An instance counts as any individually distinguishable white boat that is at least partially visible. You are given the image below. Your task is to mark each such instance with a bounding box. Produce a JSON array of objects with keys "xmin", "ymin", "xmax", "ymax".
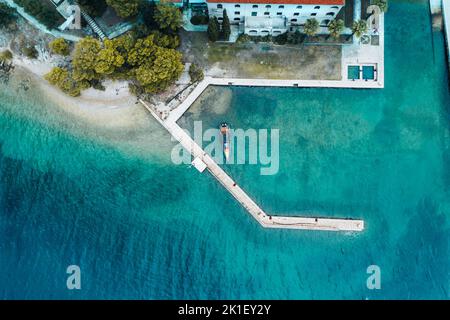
[{"xmin": 220, "ymin": 123, "xmax": 230, "ymax": 160}]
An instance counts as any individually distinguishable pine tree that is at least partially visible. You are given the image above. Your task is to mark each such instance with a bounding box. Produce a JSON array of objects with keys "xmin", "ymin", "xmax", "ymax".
[
  {"xmin": 207, "ymin": 16, "xmax": 220, "ymax": 42},
  {"xmin": 222, "ymin": 10, "xmax": 231, "ymax": 41}
]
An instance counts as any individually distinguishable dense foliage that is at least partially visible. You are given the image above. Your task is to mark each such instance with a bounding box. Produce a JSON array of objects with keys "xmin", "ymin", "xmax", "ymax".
[
  {"xmin": 327, "ymin": 19, "xmax": 344, "ymax": 39},
  {"xmin": 190, "ymin": 15, "xmax": 208, "ymax": 26},
  {"xmin": 76, "ymin": 0, "xmax": 108, "ymax": 17},
  {"xmin": 45, "ymin": 32, "xmax": 184, "ymax": 96},
  {"xmin": 49, "ymin": 38, "xmax": 70, "ymax": 56},
  {"xmin": 106, "ymin": 0, "xmax": 141, "ymax": 18},
  {"xmin": 207, "ymin": 16, "xmax": 220, "ymax": 42},
  {"xmin": 154, "ymin": 4, "xmax": 183, "ymax": 32},
  {"xmin": 0, "ymin": 3, "xmax": 16, "ymax": 28},
  {"xmin": 0, "ymin": 50, "xmax": 13, "ymax": 62},
  {"xmin": 222, "ymin": 10, "xmax": 231, "ymax": 41},
  {"xmin": 304, "ymin": 18, "xmax": 319, "ymax": 37},
  {"xmin": 189, "ymin": 63, "xmax": 204, "ymax": 83},
  {"xmin": 13, "ymin": 0, "xmax": 61, "ymax": 29}
]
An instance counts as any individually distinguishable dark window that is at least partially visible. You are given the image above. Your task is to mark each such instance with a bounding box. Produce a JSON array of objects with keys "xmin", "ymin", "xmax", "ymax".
[
  {"xmin": 296, "ymin": 5, "xmax": 302, "ymax": 9},
  {"xmin": 314, "ymin": 6, "xmax": 320, "ymax": 9},
  {"xmin": 264, "ymin": 12, "xmax": 270, "ymax": 15},
  {"xmin": 217, "ymin": 4, "xmax": 222, "ymax": 9},
  {"xmin": 291, "ymin": 18, "xmax": 297, "ymax": 22},
  {"xmin": 252, "ymin": 12, "xmax": 257, "ymax": 16},
  {"xmin": 278, "ymin": 5, "xmax": 284, "ymax": 9},
  {"xmin": 326, "ymin": 12, "xmax": 335, "ymax": 16},
  {"xmin": 331, "ymin": 6, "xmax": 339, "ymax": 9},
  {"xmin": 294, "ymin": 12, "xmax": 299, "ymax": 16},
  {"xmin": 321, "ymin": 19, "xmax": 331, "ymax": 25},
  {"xmin": 234, "ymin": 17, "xmax": 240, "ymax": 21},
  {"xmin": 235, "ymin": 4, "xmax": 240, "ymax": 7},
  {"xmin": 265, "ymin": 5, "xmax": 271, "ymax": 8},
  {"xmin": 277, "ymin": 12, "xmax": 282, "ymax": 15},
  {"xmin": 235, "ymin": 11, "xmax": 240, "ymax": 15},
  {"xmin": 311, "ymin": 13, "xmax": 317, "ymax": 16},
  {"xmin": 252, "ymin": 5, "xmax": 258, "ymax": 8}
]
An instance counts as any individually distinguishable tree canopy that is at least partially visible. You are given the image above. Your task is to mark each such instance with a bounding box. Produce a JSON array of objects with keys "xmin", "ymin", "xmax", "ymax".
[
  {"xmin": 46, "ymin": 32, "xmax": 184, "ymax": 96},
  {"xmin": 207, "ymin": 17, "xmax": 220, "ymax": 42},
  {"xmin": 327, "ymin": 19, "xmax": 344, "ymax": 39},
  {"xmin": 0, "ymin": 3, "xmax": 16, "ymax": 28},
  {"xmin": 222, "ymin": 10, "xmax": 231, "ymax": 41},
  {"xmin": 106, "ymin": 0, "xmax": 141, "ymax": 18},
  {"xmin": 154, "ymin": 4, "xmax": 183, "ymax": 32},
  {"xmin": 352, "ymin": 20, "xmax": 368, "ymax": 38},
  {"xmin": 49, "ymin": 38, "xmax": 70, "ymax": 56},
  {"xmin": 304, "ymin": 18, "xmax": 319, "ymax": 37},
  {"xmin": 13, "ymin": 0, "xmax": 61, "ymax": 29},
  {"xmin": 77, "ymin": 0, "xmax": 108, "ymax": 17}
]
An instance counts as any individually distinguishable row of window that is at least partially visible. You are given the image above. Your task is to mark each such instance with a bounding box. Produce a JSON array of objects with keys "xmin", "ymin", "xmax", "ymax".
[
  {"xmin": 233, "ymin": 11, "xmax": 336, "ymax": 17},
  {"xmin": 217, "ymin": 4, "xmax": 340, "ymax": 10}
]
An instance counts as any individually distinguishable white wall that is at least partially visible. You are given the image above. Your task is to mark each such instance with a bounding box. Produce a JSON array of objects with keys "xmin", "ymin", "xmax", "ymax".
[
  {"xmin": 429, "ymin": 0, "xmax": 442, "ymax": 14},
  {"xmin": 207, "ymin": 3, "xmax": 343, "ymax": 26}
]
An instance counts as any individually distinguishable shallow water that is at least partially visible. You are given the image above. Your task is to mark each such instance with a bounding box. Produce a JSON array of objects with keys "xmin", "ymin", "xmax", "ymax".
[{"xmin": 1, "ymin": 1, "xmax": 449, "ymax": 299}]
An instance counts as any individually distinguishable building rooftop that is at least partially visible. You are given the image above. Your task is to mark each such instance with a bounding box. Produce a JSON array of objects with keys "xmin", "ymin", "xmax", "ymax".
[
  {"xmin": 207, "ymin": 0, "xmax": 344, "ymax": 4},
  {"xmin": 245, "ymin": 16, "xmax": 287, "ymax": 29}
]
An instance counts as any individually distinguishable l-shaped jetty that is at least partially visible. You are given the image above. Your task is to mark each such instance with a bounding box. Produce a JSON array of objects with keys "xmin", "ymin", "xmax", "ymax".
[{"xmin": 140, "ymin": 99, "xmax": 364, "ymax": 232}]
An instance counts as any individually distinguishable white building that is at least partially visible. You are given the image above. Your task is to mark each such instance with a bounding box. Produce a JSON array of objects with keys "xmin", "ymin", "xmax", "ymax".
[{"xmin": 205, "ymin": 0, "xmax": 345, "ymax": 36}]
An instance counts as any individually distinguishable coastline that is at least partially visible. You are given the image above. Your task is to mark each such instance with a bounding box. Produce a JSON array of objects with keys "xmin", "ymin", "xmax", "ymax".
[{"xmin": 6, "ymin": 55, "xmax": 148, "ymax": 130}]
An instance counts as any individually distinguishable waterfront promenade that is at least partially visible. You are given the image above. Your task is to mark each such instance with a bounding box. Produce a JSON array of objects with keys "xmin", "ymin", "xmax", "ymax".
[{"xmin": 141, "ymin": 99, "xmax": 364, "ymax": 232}]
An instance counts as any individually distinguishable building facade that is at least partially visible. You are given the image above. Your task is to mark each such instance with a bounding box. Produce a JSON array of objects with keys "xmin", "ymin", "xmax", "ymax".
[{"xmin": 205, "ymin": 0, "xmax": 345, "ymax": 35}]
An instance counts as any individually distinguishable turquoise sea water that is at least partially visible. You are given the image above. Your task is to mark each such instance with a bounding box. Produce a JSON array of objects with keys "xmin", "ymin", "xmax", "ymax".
[{"xmin": 1, "ymin": 1, "xmax": 449, "ymax": 299}]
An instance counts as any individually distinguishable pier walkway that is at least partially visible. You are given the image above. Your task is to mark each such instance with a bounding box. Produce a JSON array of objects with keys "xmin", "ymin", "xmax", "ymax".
[{"xmin": 141, "ymin": 99, "xmax": 364, "ymax": 232}]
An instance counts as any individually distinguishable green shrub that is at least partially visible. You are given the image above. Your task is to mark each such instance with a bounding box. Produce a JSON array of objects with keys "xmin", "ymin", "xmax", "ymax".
[
  {"xmin": 274, "ymin": 32, "xmax": 288, "ymax": 45},
  {"xmin": 49, "ymin": 38, "xmax": 70, "ymax": 56},
  {"xmin": 189, "ymin": 63, "xmax": 204, "ymax": 83},
  {"xmin": 13, "ymin": 0, "xmax": 61, "ymax": 29},
  {"xmin": 0, "ymin": 50, "xmax": 13, "ymax": 61},
  {"xmin": 0, "ymin": 3, "xmax": 16, "ymax": 28},
  {"xmin": 190, "ymin": 15, "xmax": 209, "ymax": 25},
  {"xmin": 22, "ymin": 45, "xmax": 38, "ymax": 59},
  {"xmin": 236, "ymin": 33, "xmax": 250, "ymax": 43}
]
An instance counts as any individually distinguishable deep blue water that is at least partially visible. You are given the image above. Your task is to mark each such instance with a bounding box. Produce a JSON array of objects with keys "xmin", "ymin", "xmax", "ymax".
[{"xmin": 1, "ymin": 1, "xmax": 449, "ymax": 299}]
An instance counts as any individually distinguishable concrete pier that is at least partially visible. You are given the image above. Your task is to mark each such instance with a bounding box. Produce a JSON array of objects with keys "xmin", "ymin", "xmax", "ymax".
[{"xmin": 141, "ymin": 99, "xmax": 364, "ymax": 232}]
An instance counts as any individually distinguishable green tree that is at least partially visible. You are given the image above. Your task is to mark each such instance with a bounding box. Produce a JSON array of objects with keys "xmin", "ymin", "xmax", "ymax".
[
  {"xmin": 154, "ymin": 4, "xmax": 183, "ymax": 32},
  {"xmin": 151, "ymin": 31, "xmax": 180, "ymax": 49},
  {"xmin": 106, "ymin": 0, "xmax": 141, "ymax": 18},
  {"xmin": 207, "ymin": 16, "xmax": 220, "ymax": 42},
  {"xmin": 95, "ymin": 39, "xmax": 125, "ymax": 75},
  {"xmin": 0, "ymin": 50, "xmax": 13, "ymax": 62},
  {"xmin": 189, "ymin": 63, "xmax": 204, "ymax": 83},
  {"xmin": 127, "ymin": 35, "xmax": 158, "ymax": 67},
  {"xmin": 49, "ymin": 38, "xmax": 70, "ymax": 56},
  {"xmin": 222, "ymin": 10, "xmax": 231, "ymax": 41},
  {"xmin": 304, "ymin": 18, "xmax": 319, "ymax": 38},
  {"xmin": 44, "ymin": 67, "xmax": 82, "ymax": 97},
  {"xmin": 0, "ymin": 3, "xmax": 16, "ymax": 28},
  {"xmin": 351, "ymin": 20, "xmax": 368, "ymax": 39},
  {"xmin": 72, "ymin": 37, "xmax": 102, "ymax": 82},
  {"xmin": 327, "ymin": 19, "xmax": 344, "ymax": 40},
  {"xmin": 77, "ymin": 0, "xmax": 108, "ymax": 17},
  {"xmin": 134, "ymin": 47, "xmax": 183, "ymax": 93},
  {"xmin": 21, "ymin": 45, "xmax": 38, "ymax": 59},
  {"xmin": 372, "ymin": 0, "xmax": 388, "ymax": 13},
  {"xmin": 13, "ymin": 0, "xmax": 61, "ymax": 29}
]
